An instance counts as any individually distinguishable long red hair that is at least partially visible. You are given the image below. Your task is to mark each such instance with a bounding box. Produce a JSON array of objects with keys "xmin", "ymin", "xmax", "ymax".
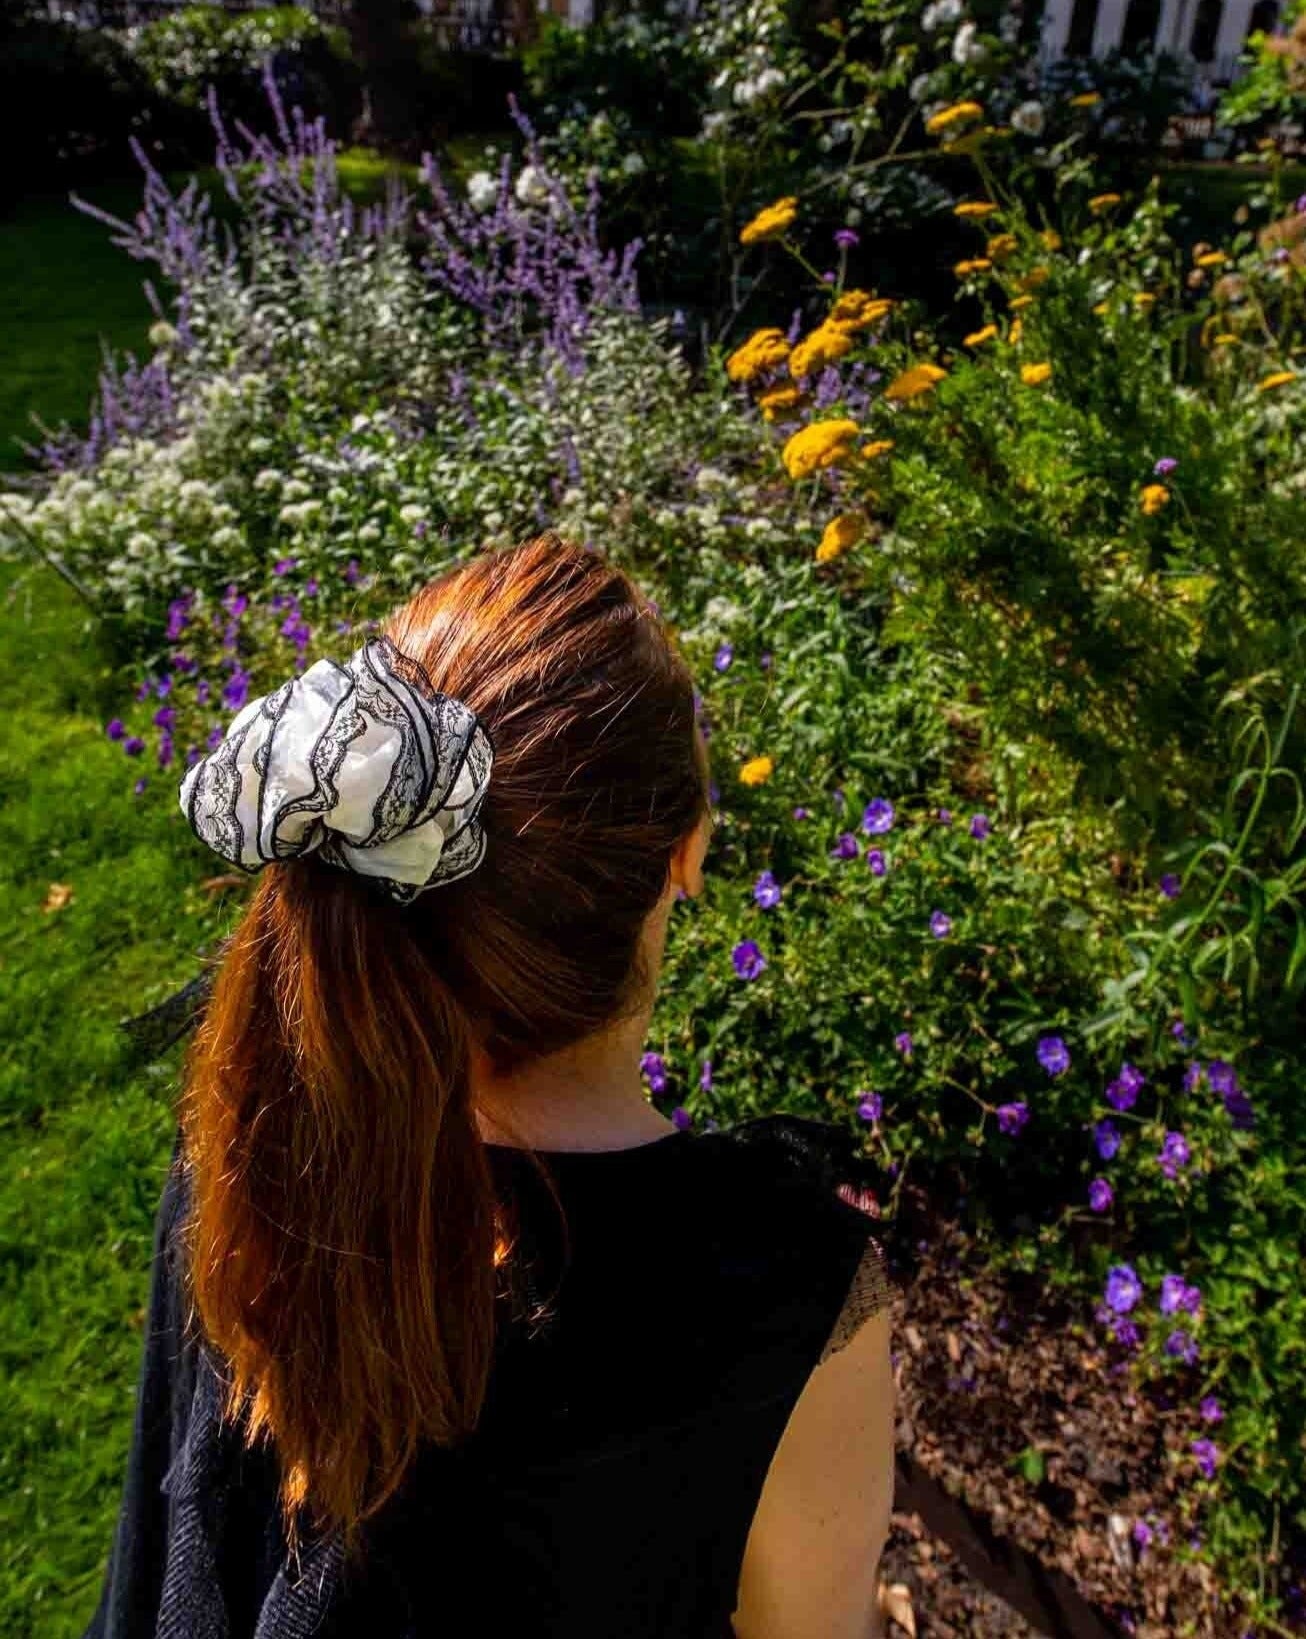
[{"xmin": 177, "ymin": 534, "xmax": 711, "ymax": 1556}]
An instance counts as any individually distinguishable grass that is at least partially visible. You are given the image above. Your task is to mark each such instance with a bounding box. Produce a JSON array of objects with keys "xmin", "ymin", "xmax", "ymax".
[{"xmin": 0, "ymin": 560, "xmax": 232, "ymax": 1637}]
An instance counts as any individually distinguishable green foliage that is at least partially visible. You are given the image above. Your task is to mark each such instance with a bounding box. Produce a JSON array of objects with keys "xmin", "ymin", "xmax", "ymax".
[
  {"xmin": 122, "ymin": 5, "xmax": 345, "ymax": 108},
  {"xmin": 1219, "ymin": 0, "xmax": 1306, "ymax": 128}
]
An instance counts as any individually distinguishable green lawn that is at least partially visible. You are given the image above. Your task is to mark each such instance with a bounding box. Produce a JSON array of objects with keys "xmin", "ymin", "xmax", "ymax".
[{"xmin": 0, "ymin": 560, "xmax": 231, "ymax": 1636}]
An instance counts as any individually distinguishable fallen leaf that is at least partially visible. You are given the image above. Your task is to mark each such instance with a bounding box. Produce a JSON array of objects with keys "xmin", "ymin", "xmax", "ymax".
[
  {"xmin": 42, "ymin": 883, "xmax": 74, "ymax": 913},
  {"xmin": 904, "ymin": 1324, "xmax": 924, "ymax": 1354},
  {"xmin": 946, "ymin": 1330, "xmax": 961, "ymax": 1363},
  {"xmin": 879, "ymin": 1581, "xmax": 917, "ymax": 1637}
]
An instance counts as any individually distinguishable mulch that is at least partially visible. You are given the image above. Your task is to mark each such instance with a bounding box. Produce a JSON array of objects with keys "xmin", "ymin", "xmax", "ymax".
[{"xmin": 881, "ymin": 1203, "xmax": 1251, "ymax": 1639}]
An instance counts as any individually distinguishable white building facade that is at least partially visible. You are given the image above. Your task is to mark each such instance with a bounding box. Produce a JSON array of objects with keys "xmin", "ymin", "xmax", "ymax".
[{"xmin": 1037, "ymin": 0, "xmax": 1281, "ymax": 84}]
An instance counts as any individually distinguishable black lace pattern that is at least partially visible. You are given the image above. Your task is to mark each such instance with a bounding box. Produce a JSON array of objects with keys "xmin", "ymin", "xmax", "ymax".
[{"xmin": 178, "ymin": 636, "xmax": 495, "ymax": 905}]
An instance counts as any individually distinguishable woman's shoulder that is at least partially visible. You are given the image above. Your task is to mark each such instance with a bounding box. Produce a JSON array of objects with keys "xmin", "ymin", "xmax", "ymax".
[{"xmin": 694, "ymin": 1112, "xmax": 883, "ymax": 1211}]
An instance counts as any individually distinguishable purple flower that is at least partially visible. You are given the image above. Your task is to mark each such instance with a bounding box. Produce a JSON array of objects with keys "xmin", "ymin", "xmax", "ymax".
[
  {"xmin": 894, "ymin": 1031, "xmax": 914, "ymax": 1057},
  {"xmin": 1223, "ymin": 1084, "xmax": 1256, "ymax": 1130},
  {"xmin": 732, "ymin": 940, "xmax": 767, "ymax": 980},
  {"xmin": 222, "ymin": 585, "xmax": 248, "ymax": 619},
  {"xmin": 671, "ymin": 1106, "xmax": 692, "ymax": 1131},
  {"xmin": 157, "ymin": 735, "xmax": 174, "ymax": 770},
  {"xmin": 206, "ymin": 726, "xmax": 225, "ymax": 750},
  {"xmin": 105, "ymin": 718, "xmax": 126, "ymax": 741},
  {"xmin": 196, "ymin": 680, "xmax": 211, "ymax": 706},
  {"xmin": 1199, "ymin": 1396, "xmax": 1223, "ymax": 1424},
  {"xmin": 1183, "ymin": 1059, "xmax": 1203, "ymax": 1094},
  {"xmin": 1296, "ymin": 193, "xmax": 1306, "ymax": 214},
  {"xmin": 1171, "ymin": 1019, "xmax": 1196, "ymax": 1048},
  {"xmin": 969, "ymin": 812, "xmax": 991, "ymax": 840},
  {"xmin": 1094, "ymin": 1119, "xmax": 1121, "ymax": 1160},
  {"xmin": 753, "ymin": 869, "xmax": 782, "ymax": 908},
  {"xmin": 172, "ymin": 653, "xmax": 197, "ymax": 675},
  {"xmin": 1191, "ymin": 1438, "xmax": 1219, "ymax": 1479},
  {"xmin": 1089, "ymin": 1177, "xmax": 1114, "ymax": 1212},
  {"xmin": 862, "ymin": 797, "xmax": 895, "ymax": 834},
  {"xmin": 123, "ymin": 735, "xmax": 146, "ymax": 757},
  {"xmin": 1105, "ymin": 1264, "xmax": 1142, "ymax": 1313},
  {"xmin": 1132, "ymin": 1520, "xmax": 1154, "ymax": 1550},
  {"xmin": 154, "ymin": 674, "xmax": 172, "ymax": 699},
  {"xmin": 793, "ymin": 805, "xmax": 811, "ymax": 820},
  {"xmin": 1206, "ymin": 1060, "xmax": 1237, "ymax": 1096},
  {"xmin": 760, "ymin": 651, "xmax": 773, "ymax": 670},
  {"xmin": 165, "ymin": 597, "xmax": 191, "ymax": 641},
  {"xmin": 185, "ymin": 745, "xmax": 201, "ymax": 769},
  {"xmin": 1153, "ymin": 457, "xmax": 1178, "ymax": 477},
  {"xmin": 222, "ymin": 669, "xmax": 251, "ymax": 713},
  {"xmin": 1112, "ymin": 1318, "xmax": 1141, "ymax": 1349},
  {"xmin": 1159, "ymin": 1131, "xmax": 1191, "ymax": 1178},
  {"xmin": 640, "ymin": 1051, "xmax": 667, "ymax": 1095},
  {"xmin": 304, "ymin": 578, "xmax": 319, "ymax": 597},
  {"xmin": 832, "ymin": 787, "xmax": 846, "ymax": 811},
  {"xmin": 834, "ymin": 227, "xmax": 860, "ymax": 248},
  {"xmin": 709, "ymin": 781, "xmax": 721, "ymax": 807},
  {"xmin": 1160, "ymin": 1274, "xmax": 1202, "ymax": 1316},
  {"xmin": 858, "ymin": 1092, "xmax": 884, "ymax": 1123},
  {"xmin": 930, "ymin": 910, "xmax": 952, "ymax": 938},
  {"xmin": 1165, "ymin": 1330, "xmax": 1199, "ymax": 1364},
  {"xmin": 135, "ymin": 680, "xmax": 151, "ymax": 703},
  {"xmin": 1037, "ymin": 1036, "xmax": 1071, "ymax": 1076},
  {"xmin": 714, "ymin": 642, "xmax": 734, "ymax": 672},
  {"xmin": 152, "ymin": 705, "xmax": 176, "ymax": 731},
  {"xmin": 273, "ymin": 557, "xmax": 297, "ymax": 576},
  {"xmin": 1160, "ymin": 873, "xmax": 1181, "ymax": 899},
  {"xmin": 997, "ymin": 1101, "xmax": 1029, "ymax": 1135},
  {"xmin": 700, "ymin": 1059, "xmax": 713, "ymax": 1092},
  {"xmin": 1107, "ymin": 1062, "xmax": 1145, "ymax": 1110},
  {"xmin": 831, "ymin": 832, "xmax": 860, "ymax": 860},
  {"xmin": 133, "ymin": 776, "xmax": 147, "ymax": 795},
  {"xmin": 936, "ymin": 808, "xmax": 952, "ymax": 824},
  {"xmin": 866, "ymin": 847, "xmax": 887, "ymax": 876},
  {"xmin": 344, "ymin": 559, "xmax": 361, "ymax": 585}
]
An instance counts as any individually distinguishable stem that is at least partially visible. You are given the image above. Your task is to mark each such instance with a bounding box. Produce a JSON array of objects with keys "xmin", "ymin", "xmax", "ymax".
[{"xmin": 0, "ymin": 509, "xmax": 103, "ymax": 615}]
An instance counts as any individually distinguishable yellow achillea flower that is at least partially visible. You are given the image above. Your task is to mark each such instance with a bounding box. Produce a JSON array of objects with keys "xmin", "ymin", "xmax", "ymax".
[
  {"xmin": 1212, "ymin": 332, "xmax": 1238, "ymax": 347},
  {"xmin": 1008, "ymin": 318, "xmax": 1024, "ymax": 345},
  {"xmin": 884, "ymin": 364, "xmax": 947, "ymax": 402},
  {"xmin": 1021, "ymin": 362, "xmax": 1053, "ymax": 386},
  {"xmin": 926, "ymin": 100, "xmax": 984, "ymax": 136},
  {"xmin": 1008, "ymin": 295, "xmax": 1035, "ymax": 311},
  {"xmin": 757, "ymin": 385, "xmax": 804, "ymax": 421},
  {"xmin": 860, "ymin": 438, "xmax": 895, "ymax": 458},
  {"xmin": 1092, "ymin": 299, "xmax": 1111, "ymax": 316},
  {"xmin": 816, "ymin": 513, "xmax": 866, "ymax": 563},
  {"xmin": 829, "ymin": 290, "xmax": 894, "ymax": 331},
  {"xmin": 1258, "ymin": 370, "xmax": 1296, "ymax": 391},
  {"xmin": 965, "ymin": 324, "xmax": 998, "ymax": 346},
  {"xmin": 1140, "ymin": 484, "xmax": 1170, "ymax": 515},
  {"xmin": 1018, "ymin": 267, "xmax": 1050, "ymax": 290},
  {"xmin": 1069, "ymin": 91, "xmax": 1101, "ymax": 107},
  {"xmin": 954, "ymin": 200, "xmax": 998, "ymax": 218},
  {"xmin": 726, "ymin": 327, "xmax": 790, "ymax": 384},
  {"xmin": 790, "ymin": 322, "xmax": 855, "ymax": 380},
  {"xmin": 1089, "ymin": 192, "xmax": 1122, "ymax": 213},
  {"xmin": 782, "ymin": 419, "xmax": 860, "ymax": 479},
  {"xmin": 1133, "ymin": 292, "xmax": 1157, "ymax": 308},
  {"xmin": 1040, "ymin": 229, "xmax": 1063, "ymax": 251},
  {"xmin": 986, "ymin": 233, "xmax": 1019, "ymax": 259},
  {"xmin": 740, "ymin": 197, "xmax": 798, "ymax": 246},
  {"xmin": 739, "ymin": 756, "xmax": 774, "ymax": 786},
  {"xmin": 1195, "ymin": 251, "xmax": 1227, "ymax": 268},
  {"xmin": 955, "ymin": 257, "xmax": 993, "ymax": 276}
]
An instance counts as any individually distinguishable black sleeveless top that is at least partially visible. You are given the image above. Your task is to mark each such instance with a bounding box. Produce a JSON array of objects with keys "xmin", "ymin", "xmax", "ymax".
[{"xmin": 83, "ymin": 1116, "xmax": 892, "ymax": 1639}]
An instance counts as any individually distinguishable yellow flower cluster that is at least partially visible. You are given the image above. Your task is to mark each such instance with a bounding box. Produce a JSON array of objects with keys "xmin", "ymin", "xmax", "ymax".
[
  {"xmin": 1195, "ymin": 251, "xmax": 1228, "ymax": 269},
  {"xmin": 758, "ymin": 384, "xmax": 805, "ymax": 421},
  {"xmin": 1258, "ymin": 370, "xmax": 1296, "ymax": 392},
  {"xmin": 1009, "ymin": 318, "xmax": 1024, "ymax": 346},
  {"xmin": 1069, "ymin": 91, "xmax": 1101, "ymax": 108},
  {"xmin": 955, "ymin": 257, "xmax": 992, "ymax": 277},
  {"xmin": 782, "ymin": 419, "xmax": 861, "ymax": 478},
  {"xmin": 884, "ymin": 364, "xmax": 947, "ymax": 402},
  {"xmin": 1088, "ymin": 192, "xmax": 1122, "ymax": 214},
  {"xmin": 986, "ymin": 233, "xmax": 1019, "ymax": 260},
  {"xmin": 791, "ymin": 322, "xmax": 854, "ymax": 380},
  {"xmin": 926, "ymin": 100, "xmax": 984, "ymax": 136},
  {"xmin": 965, "ymin": 324, "xmax": 998, "ymax": 347},
  {"xmin": 740, "ymin": 196, "xmax": 798, "ymax": 246},
  {"xmin": 829, "ymin": 290, "xmax": 895, "ymax": 332},
  {"xmin": 954, "ymin": 200, "xmax": 998, "ymax": 219},
  {"xmin": 726, "ymin": 327, "xmax": 791, "ymax": 383},
  {"xmin": 816, "ymin": 513, "xmax": 865, "ymax": 563},
  {"xmin": 1008, "ymin": 294, "xmax": 1035, "ymax": 311},
  {"xmin": 1021, "ymin": 362, "xmax": 1053, "ymax": 386},
  {"xmin": 1018, "ymin": 267, "xmax": 1050, "ymax": 291},
  {"xmin": 861, "ymin": 439, "xmax": 895, "ymax": 458},
  {"xmin": 739, "ymin": 756, "xmax": 774, "ymax": 786},
  {"xmin": 1140, "ymin": 484, "xmax": 1170, "ymax": 515},
  {"xmin": 1040, "ymin": 229, "xmax": 1063, "ymax": 252}
]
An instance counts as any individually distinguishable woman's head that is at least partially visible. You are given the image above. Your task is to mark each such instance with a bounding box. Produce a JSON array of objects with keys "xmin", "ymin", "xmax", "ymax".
[{"xmin": 179, "ymin": 534, "xmax": 711, "ymax": 1554}]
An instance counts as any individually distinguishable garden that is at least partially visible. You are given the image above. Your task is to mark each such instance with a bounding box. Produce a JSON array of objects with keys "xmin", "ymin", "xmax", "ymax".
[{"xmin": 1, "ymin": 1, "xmax": 1305, "ymax": 1635}]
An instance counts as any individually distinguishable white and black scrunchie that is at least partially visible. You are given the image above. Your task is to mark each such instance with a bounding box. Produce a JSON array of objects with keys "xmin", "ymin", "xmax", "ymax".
[{"xmin": 178, "ymin": 635, "xmax": 494, "ymax": 905}]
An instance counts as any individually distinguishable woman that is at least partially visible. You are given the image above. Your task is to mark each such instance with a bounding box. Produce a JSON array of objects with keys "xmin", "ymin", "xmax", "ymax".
[{"xmin": 85, "ymin": 533, "xmax": 896, "ymax": 1639}]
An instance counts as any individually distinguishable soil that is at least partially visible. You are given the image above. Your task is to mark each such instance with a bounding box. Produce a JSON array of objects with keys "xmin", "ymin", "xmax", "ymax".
[{"xmin": 880, "ymin": 1202, "xmax": 1256, "ymax": 1639}]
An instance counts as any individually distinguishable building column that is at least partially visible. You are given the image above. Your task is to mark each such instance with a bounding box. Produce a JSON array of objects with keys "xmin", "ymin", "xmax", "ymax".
[
  {"xmin": 1091, "ymin": 0, "xmax": 1129, "ymax": 50},
  {"xmin": 1156, "ymin": 0, "xmax": 1193, "ymax": 49},
  {"xmin": 1040, "ymin": 0, "xmax": 1077, "ymax": 58},
  {"xmin": 1213, "ymin": 0, "xmax": 1253, "ymax": 57}
]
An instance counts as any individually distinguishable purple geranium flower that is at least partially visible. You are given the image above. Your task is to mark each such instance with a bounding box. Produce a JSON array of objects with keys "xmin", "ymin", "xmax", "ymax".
[
  {"xmin": 106, "ymin": 718, "xmax": 126, "ymax": 741},
  {"xmin": 133, "ymin": 776, "xmax": 147, "ymax": 795},
  {"xmin": 1159, "ymin": 1131, "xmax": 1191, "ymax": 1178},
  {"xmin": 866, "ymin": 847, "xmax": 887, "ymax": 875},
  {"xmin": 1206, "ymin": 1060, "xmax": 1237, "ymax": 1096},
  {"xmin": 936, "ymin": 808, "xmax": 952, "ymax": 824},
  {"xmin": 1095, "ymin": 1119, "xmax": 1121, "ymax": 1160},
  {"xmin": 135, "ymin": 680, "xmax": 151, "ymax": 702},
  {"xmin": 222, "ymin": 669, "xmax": 251, "ymax": 713},
  {"xmin": 1191, "ymin": 1439, "xmax": 1219, "ymax": 1479},
  {"xmin": 894, "ymin": 1031, "xmax": 914, "ymax": 1057},
  {"xmin": 930, "ymin": 910, "xmax": 952, "ymax": 938},
  {"xmin": 862, "ymin": 798, "xmax": 895, "ymax": 835},
  {"xmin": 206, "ymin": 726, "xmax": 224, "ymax": 750},
  {"xmin": 831, "ymin": 832, "xmax": 859, "ymax": 860},
  {"xmin": 1165, "ymin": 1330, "xmax": 1199, "ymax": 1364},
  {"xmin": 834, "ymin": 227, "xmax": 860, "ymax": 249},
  {"xmin": 709, "ymin": 781, "xmax": 721, "ymax": 807},
  {"xmin": 753, "ymin": 870, "xmax": 782, "ymax": 908},
  {"xmin": 273, "ymin": 557, "xmax": 297, "ymax": 576},
  {"xmin": 344, "ymin": 560, "xmax": 361, "ymax": 585},
  {"xmin": 154, "ymin": 674, "xmax": 172, "ymax": 699},
  {"xmin": 123, "ymin": 735, "xmax": 146, "ymax": 757},
  {"xmin": 1171, "ymin": 1019, "xmax": 1196, "ymax": 1048},
  {"xmin": 1105, "ymin": 1264, "xmax": 1142, "ymax": 1313},
  {"xmin": 152, "ymin": 706, "xmax": 176, "ymax": 731},
  {"xmin": 1183, "ymin": 1059, "xmax": 1203, "ymax": 1094},
  {"xmin": 1160, "ymin": 873, "xmax": 1181, "ymax": 899},
  {"xmin": 1199, "ymin": 1396, "xmax": 1223, "ymax": 1424},
  {"xmin": 1223, "ymin": 1084, "xmax": 1256, "ymax": 1130},
  {"xmin": 793, "ymin": 805, "xmax": 811, "ymax": 820},
  {"xmin": 1160, "ymin": 1274, "xmax": 1201, "ymax": 1316},
  {"xmin": 732, "ymin": 940, "xmax": 767, "ymax": 980},
  {"xmin": 1112, "ymin": 1318, "xmax": 1141, "ymax": 1349},
  {"xmin": 1133, "ymin": 1520, "xmax": 1154, "ymax": 1550},
  {"xmin": 969, "ymin": 813, "xmax": 991, "ymax": 840},
  {"xmin": 1089, "ymin": 1177, "xmax": 1114, "ymax": 1212},
  {"xmin": 1154, "ymin": 457, "xmax": 1178, "ymax": 477},
  {"xmin": 1037, "ymin": 1036, "xmax": 1071, "ymax": 1076},
  {"xmin": 714, "ymin": 642, "xmax": 734, "ymax": 672},
  {"xmin": 858, "ymin": 1092, "xmax": 884, "ymax": 1124},
  {"xmin": 165, "ymin": 597, "xmax": 191, "ymax": 641},
  {"xmin": 997, "ymin": 1101, "xmax": 1029, "ymax": 1135},
  {"xmin": 1107, "ymin": 1063, "xmax": 1145, "ymax": 1111},
  {"xmin": 157, "ymin": 735, "xmax": 174, "ymax": 771},
  {"xmin": 699, "ymin": 1059, "xmax": 713, "ymax": 1092},
  {"xmin": 639, "ymin": 1051, "xmax": 667, "ymax": 1095}
]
